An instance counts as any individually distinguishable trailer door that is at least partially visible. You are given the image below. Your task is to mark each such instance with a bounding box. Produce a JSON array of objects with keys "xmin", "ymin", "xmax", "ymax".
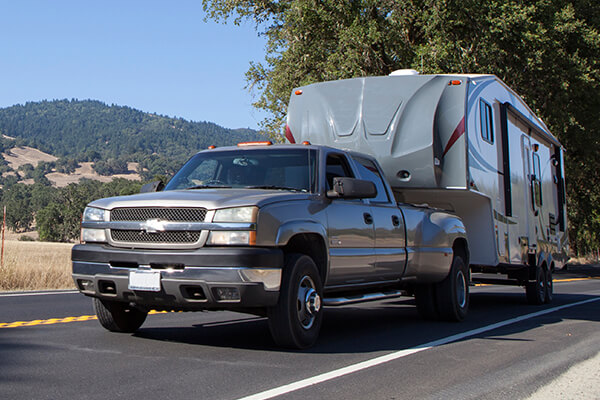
[{"xmin": 521, "ymin": 135, "xmax": 538, "ymax": 254}]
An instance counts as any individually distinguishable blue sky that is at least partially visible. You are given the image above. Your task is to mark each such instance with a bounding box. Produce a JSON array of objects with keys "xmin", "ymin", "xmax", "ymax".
[{"xmin": 0, "ymin": 1, "xmax": 268, "ymax": 129}]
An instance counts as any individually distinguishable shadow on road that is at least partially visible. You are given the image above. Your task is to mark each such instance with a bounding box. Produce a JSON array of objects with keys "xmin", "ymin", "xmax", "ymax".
[{"xmin": 132, "ymin": 291, "xmax": 600, "ymax": 354}]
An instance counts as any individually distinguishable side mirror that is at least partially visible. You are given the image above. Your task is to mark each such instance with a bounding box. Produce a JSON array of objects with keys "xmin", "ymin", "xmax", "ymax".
[
  {"xmin": 326, "ymin": 177, "xmax": 377, "ymax": 199},
  {"xmin": 140, "ymin": 180, "xmax": 164, "ymax": 193}
]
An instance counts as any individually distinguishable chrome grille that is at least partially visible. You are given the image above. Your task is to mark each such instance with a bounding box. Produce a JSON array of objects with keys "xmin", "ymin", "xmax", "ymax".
[
  {"xmin": 110, "ymin": 207, "xmax": 206, "ymax": 222},
  {"xmin": 110, "ymin": 230, "xmax": 201, "ymax": 244}
]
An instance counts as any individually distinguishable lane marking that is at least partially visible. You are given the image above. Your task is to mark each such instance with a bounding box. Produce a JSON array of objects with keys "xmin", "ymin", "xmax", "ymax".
[
  {"xmin": 236, "ymin": 296, "xmax": 600, "ymax": 400},
  {"xmin": 0, "ymin": 310, "xmax": 169, "ymax": 329},
  {"xmin": 474, "ymin": 277, "xmax": 599, "ymax": 287},
  {"xmin": 0, "ymin": 290, "xmax": 80, "ymax": 297}
]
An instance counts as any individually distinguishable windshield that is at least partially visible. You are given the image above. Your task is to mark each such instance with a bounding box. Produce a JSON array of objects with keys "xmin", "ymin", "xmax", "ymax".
[{"xmin": 164, "ymin": 148, "xmax": 317, "ymax": 192}]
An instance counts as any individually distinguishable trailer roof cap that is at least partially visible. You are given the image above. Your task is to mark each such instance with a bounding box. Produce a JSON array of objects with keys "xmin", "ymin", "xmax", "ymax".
[{"xmin": 389, "ymin": 69, "xmax": 419, "ymax": 76}]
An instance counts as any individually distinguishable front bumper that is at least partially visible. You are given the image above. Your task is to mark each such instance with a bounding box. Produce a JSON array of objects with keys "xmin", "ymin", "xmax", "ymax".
[{"xmin": 71, "ymin": 244, "xmax": 283, "ymax": 310}]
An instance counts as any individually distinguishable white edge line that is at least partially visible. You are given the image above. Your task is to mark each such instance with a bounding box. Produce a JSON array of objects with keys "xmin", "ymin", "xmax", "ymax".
[
  {"xmin": 237, "ymin": 297, "xmax": 600, "ymax": 400},
  {"xmin": 0, "ymin": 290, "xmax": 80, "ymax": 297}
]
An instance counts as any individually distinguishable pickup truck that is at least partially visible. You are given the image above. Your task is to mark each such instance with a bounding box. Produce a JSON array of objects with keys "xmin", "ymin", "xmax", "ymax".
[{"xmin": 72, "ymin": 142, "xmax": 469, "ymax": 348}]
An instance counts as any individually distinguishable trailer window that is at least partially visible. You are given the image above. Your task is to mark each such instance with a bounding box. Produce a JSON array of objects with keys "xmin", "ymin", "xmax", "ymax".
[
  {"xmin": 480, "ymin": 100, "xmax": 494, "ymax": 144},
  {"xmin": 532, "ymin": 152, "xmax": 543, "ymax": 207}
]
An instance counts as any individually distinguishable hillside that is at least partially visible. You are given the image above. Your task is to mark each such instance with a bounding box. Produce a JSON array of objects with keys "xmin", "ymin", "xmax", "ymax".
[{"xmin": 0, "ymin": 99, "xmax": 263, "ymax": 179}]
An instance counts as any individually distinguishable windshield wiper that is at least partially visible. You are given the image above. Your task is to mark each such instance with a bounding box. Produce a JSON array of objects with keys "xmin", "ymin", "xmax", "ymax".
[
  {"xmin": 185, "ymin": 184, "xmax": 232, "ymax": 190},
  {"xmin": 246, "ymin": 185, "xmax": 306, "ymax": 192}
]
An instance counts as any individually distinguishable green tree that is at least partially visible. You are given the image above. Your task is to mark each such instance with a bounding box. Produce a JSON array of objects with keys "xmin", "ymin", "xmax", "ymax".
[{"xmin": 203, "ymin": 0, "xmax": 600, "ymax": 255}]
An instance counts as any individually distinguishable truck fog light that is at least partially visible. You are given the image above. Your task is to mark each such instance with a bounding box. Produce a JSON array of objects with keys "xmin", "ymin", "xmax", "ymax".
[
  {"xmin": 81, "ymin": 228, "xmax": 107, "ymax": 243},
  {"xmin": 77, "ymin": 279, "xmax": 94, "ymax": 291},
  {"xmin": 239, "ymin": 269, "xmax": 282, "ymax": 291},
  {"xmin": 207, "ymin": 231, "xmax": 255, "ymax": 245},
  {"xmin": 214, "ymin": 287, "xmax": 240, "ymax": 301}
]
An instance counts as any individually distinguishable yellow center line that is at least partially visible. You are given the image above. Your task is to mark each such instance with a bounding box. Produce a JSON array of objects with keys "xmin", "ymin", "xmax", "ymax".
[{"xmin": 0, "ymin": 309, "xmax": 170, "ymax": 329}]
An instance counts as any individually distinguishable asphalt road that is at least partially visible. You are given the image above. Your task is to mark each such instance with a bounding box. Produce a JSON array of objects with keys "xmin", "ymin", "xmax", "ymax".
[{"xmin": 1, "ymin": 267, "xmax": 599, "ymax": 400}]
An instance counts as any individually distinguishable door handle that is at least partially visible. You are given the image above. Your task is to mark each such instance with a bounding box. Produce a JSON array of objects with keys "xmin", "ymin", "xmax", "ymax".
[
  {"xmin": 363, "ymin": 213, "xmax": 373, "ymax": 225},
  {"xmin": 392, "ymin": 215, "xmax": 400, "ymax": 226}
]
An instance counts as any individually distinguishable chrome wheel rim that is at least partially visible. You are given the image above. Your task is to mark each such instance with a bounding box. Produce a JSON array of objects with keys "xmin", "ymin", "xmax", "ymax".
[{"xmin": 296, "ymin": 275, "xmax": 320, "ymax": 330}]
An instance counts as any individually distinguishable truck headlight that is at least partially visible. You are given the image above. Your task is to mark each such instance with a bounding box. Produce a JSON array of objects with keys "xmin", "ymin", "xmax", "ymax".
[
  {"xmin": 81, "ymin": 228, "xmax": 107, "ymax": 243},
  {"xmin": 207, "ymin": 231, "xmax": 256, "ymax": 246},
  {"xmin": 83, "ymin": 207, "xmax": 107, "ymax": 222},
  {"xmin": 213, "ymin": 207, "xmax": 257, "ymax": 223},
  {"xmin": 81, "ymin": 207, "xmax": 107, "ymax": 243}
]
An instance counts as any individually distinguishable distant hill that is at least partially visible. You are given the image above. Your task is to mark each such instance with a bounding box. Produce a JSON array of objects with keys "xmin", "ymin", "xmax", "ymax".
[{"xmin": 0, "ymin": 99, "xmax": 263, "ymax": 179}]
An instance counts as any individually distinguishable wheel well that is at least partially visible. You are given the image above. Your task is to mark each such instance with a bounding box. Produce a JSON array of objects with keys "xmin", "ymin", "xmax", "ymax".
[
  {"xmin": 282, "ymin": 233, "xmax": 327, "ymax": 283},
  {"xmin": 453, "ymin": 238, "xmax": 469, "ymax": 266}
]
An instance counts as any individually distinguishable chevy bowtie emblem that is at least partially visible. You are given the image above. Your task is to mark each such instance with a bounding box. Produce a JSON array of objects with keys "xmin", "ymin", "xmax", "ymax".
[{"xmin": 141, "ymin": 219, "xmax": 166, "ymax": 233}]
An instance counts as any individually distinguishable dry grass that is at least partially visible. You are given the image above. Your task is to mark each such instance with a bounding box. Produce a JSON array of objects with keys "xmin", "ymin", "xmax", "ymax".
[{"xmin": 0, "ymin": 240, "xmax": 75, "ymax": 291}]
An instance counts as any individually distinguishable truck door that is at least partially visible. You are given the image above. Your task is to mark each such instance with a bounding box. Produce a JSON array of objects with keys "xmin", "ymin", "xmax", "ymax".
[
  {"xmin": 352, "ymin": 155, "xmax": 407, "ymax": 280},
  {"xmin": 325, "ymin": 153, "xmax": 377, "ymax": 286}
]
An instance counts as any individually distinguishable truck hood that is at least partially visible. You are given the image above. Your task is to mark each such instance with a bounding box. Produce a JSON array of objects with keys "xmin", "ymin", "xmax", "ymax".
[{"xmin": 88, "ymin": 189, "xmax": 313, "ymax": 210}]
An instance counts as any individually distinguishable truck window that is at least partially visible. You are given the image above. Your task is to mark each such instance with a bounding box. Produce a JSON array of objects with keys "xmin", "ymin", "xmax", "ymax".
[
  {"xmin": 325, "ymin": 154, "xmax": 353, "ymax": 189},
  {"xmin": 352, "ymin": 156, "xmax": 390, "ymax": 203},
  {"xmin": 532, "ymin": 151, "xmax": 543, "ymax": 207},
  {"xmin": 480, "ymin": 99, "xmax": 494, "ymax": 144}
]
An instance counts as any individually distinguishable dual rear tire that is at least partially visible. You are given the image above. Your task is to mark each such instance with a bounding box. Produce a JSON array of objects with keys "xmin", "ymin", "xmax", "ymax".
[{"xmin": 415, "ymin": 254, "xmax": 469, "ymax": 322}]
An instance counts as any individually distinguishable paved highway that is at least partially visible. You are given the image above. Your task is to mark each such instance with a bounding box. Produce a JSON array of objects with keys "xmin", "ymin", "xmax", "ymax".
[{"xmin": 1, "ymin": 267, "xmax": 598, "ymax": 400}]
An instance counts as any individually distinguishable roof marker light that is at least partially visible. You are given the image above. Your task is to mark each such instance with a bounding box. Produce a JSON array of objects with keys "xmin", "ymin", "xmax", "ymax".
[
  {"xmin": 208, "ymin": 145, "xmax": 216, "ymax": 149},
  {"xmin": 302, "ymin": 141, "xmax": 311, "ymax": 145},
  {"xmin": 295, "ymin": 90, "xmax": 303, "ymax": 95},
  {"xmin": 237, "ymin": 141, "xmax": 273, "ymax": 147},
  {"xmin": 449, "ymin": 80, "xmax": 462, "ymax": 86}
]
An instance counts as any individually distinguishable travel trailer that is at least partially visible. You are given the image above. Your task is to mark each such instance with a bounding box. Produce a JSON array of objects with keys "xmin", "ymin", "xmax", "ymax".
[{"xmin": 286, "ymin": 71, "xmax": 568, "ymax": 303}]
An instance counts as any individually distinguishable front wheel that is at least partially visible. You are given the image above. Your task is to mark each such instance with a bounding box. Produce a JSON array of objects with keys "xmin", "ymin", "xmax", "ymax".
[
  {"xmin": 267, "ymin": 254, "xmax": 323, "ymax": 349},
  {"xmin": 93, "ymin": 298, "xmax": 148, "ymax": 333}
]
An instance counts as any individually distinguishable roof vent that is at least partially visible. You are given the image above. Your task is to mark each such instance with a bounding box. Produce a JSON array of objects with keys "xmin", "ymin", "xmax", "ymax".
[{"xmin": 389, "ymin": 69, "xmax": 419, "ymax": 76}]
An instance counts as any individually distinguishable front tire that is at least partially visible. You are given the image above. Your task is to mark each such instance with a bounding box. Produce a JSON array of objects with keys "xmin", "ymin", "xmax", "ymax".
[
  {"xmin": 267, "ymin": 254, "xmax": 323, "ymax": 349},
  {"xmin": 93, "ymin": 298, "xmax": 148, "ymax": 333}
]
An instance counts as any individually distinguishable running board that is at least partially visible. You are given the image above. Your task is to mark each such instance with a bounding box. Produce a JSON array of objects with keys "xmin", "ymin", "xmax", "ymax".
[{"xmin": 323, "ymin": 290, "xmax": 405, "ymax": 306}]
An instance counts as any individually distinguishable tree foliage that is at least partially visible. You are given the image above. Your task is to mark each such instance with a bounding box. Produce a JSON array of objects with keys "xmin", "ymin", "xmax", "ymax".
[{"xmin": 203, "ymin": 0, "xmax": 600, "ymax": 255}]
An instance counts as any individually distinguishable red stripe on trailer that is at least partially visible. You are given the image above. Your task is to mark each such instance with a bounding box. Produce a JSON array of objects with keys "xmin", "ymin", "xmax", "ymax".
[{"xmin": 442, "ymin": 117, "xmax": 465, "ymax": 157}]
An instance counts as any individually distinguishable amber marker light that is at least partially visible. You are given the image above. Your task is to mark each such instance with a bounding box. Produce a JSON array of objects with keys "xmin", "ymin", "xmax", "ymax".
[
  {"xmin": 237, "ymin": 141, "xmax": 273, "ymax": 147},
  {"xmin": 302, "ymin": 141, "xmax": 311, "ymax": 145},
  {"xmin": 208, "ymin": 145, "xmax": 216, "ymax": 149},
  {"xmin": 449, "ymin": 80, "xmax": 462, "ymax": 85},
  {"xmin": 295, "ymin": 90, "xmax": 303, "ymax": 95}
]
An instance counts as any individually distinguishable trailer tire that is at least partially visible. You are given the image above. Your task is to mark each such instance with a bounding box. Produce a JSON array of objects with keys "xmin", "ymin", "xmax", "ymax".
[
  {"xmin": 414, "ymin": 284, "xmax": 439, "ymax": 320},
  {"xmin": 267, "ymin": 254, "xmax": 323, "ymax": 349},
  {"xmin": 435, "ymin": 254, "xmax": 469, "ymax": 321},
  {"xmin": 526, "ymin": 266, "xmax": 546, "ymax": 305},
  {"xmin": 93, "ymin": 298, "xmax": 147, "ymax": 333},
  {"xmin": 544, "ymin": 267, "xmax": 553, "ymax": 304}
]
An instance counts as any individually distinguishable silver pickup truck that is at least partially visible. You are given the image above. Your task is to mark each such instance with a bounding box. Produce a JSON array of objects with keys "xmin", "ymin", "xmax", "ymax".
[{"xmin": 72, "ymin": 142, "xmax": 469, "ymax": 348}]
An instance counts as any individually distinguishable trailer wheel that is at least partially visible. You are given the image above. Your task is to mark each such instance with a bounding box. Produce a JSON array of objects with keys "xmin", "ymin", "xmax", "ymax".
[
  {"xmin": 93, "ymin": 298, "xmax": 148, "ymax": 333},
  {"xmin": 267, "ymin": 254, "xmax": 323, "ymax": 349},
  {"xmin": 526, "ymin": 266, "xmax": 546, "ymax": 305},
  {"xmin": 544, "ymin": 267, "xmax": 553, "ymax": 304},
  {"xmin": 414, "ymin": 284, "xmax": 439, "ymax": 320},
  {"xmin": 436, "ymin": 254, "xmax": 469, "ymax": 321}
]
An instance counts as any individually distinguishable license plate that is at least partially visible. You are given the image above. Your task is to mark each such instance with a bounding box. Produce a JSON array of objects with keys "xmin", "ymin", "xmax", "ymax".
[{"xmin": 128, "ymin": 270, "xmax": 161, "ymax": 292}]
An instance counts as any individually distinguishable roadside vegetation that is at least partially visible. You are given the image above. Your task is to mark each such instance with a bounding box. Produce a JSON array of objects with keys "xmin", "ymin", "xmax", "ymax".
[{"xmin": 0, "ymin": 241, "xmax": 74, "ymax": 291}]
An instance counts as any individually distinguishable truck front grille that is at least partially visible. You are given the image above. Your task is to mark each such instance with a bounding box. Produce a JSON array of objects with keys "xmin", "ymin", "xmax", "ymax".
[
  {"xmin": 110, "ymin": 230, "xmax": 201, "ymax": 244},
  {"xmin": 108, "ymin": 207, "xmax": 207, "ymax": 246},
  {"xmin": 110, "ymin": 207, "xmax": 207, "ymax": 222}
]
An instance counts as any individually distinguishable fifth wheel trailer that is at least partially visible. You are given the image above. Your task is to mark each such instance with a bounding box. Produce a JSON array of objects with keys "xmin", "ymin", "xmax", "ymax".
[{"xmin": 286, "ymin": 71, "xmax": 568, "ymax": 304}]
